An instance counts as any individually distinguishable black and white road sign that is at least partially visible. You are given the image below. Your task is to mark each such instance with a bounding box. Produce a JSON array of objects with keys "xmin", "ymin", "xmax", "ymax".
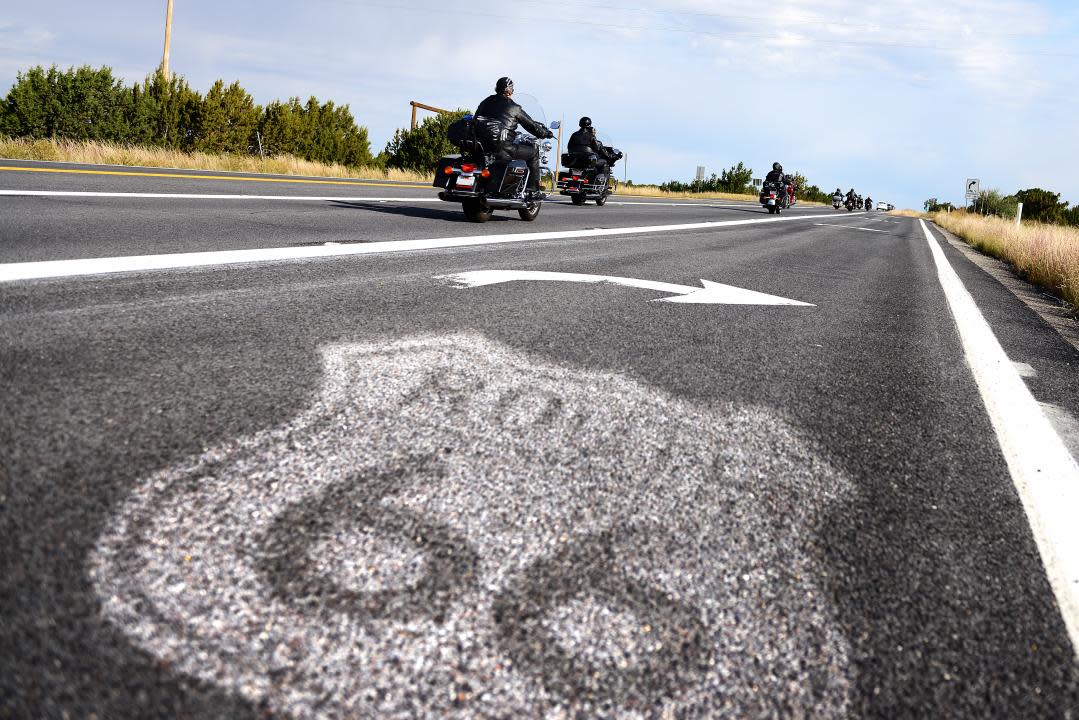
[{"xmin": 965, "ymin": 178, "xmax": 981, "ymax": 200}]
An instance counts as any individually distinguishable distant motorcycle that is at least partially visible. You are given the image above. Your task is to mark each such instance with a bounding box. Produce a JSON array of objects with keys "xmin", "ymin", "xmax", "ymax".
[
  {"xmin": 833, "ymin": 194, "xmax": 843, "ymax": 210},
  {"xmin": 864, "ymin": 198, "xmax": 873, "ymax": 211},
  {"xmin": 844, "ymin": 196, "xmax": 858, "ymax": 212},
  {"xmin": 557, "ymin": 145, "xmax": 623, "ymax": 207},
  {"xmin": 760, "ymin": 180, "xmax": 790, "ymax": 214},
  {"xmin": 434, "ymin": 109, "xmax": 558, "ymax": 223}
]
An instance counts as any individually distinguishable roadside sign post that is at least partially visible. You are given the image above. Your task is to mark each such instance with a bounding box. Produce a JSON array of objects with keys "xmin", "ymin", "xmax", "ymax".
[{"xmin": 965, "ymin": 178, "xmax": 980, "ymax": 208}]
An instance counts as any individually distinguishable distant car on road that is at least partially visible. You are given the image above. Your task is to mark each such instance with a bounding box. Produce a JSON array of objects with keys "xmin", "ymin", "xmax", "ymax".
[{"xmin": 877, "ymin": 201, "xmax": 894, "ymax": 211}]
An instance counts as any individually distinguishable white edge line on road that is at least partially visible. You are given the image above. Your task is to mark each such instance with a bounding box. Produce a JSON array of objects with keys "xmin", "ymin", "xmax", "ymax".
[
  {"xmin": 0, "ymin": 190, "xmax": 446, "ymax": 202},
  {"xmin": 0, "ymin": 212, "xmax": 870, "ymax": 282},
  {"xmin": 920, "ymin": 219, "xmax": 1079, "ymax": 657},
  {"xmin": 0, "ymin": 189, "xmax": 847, "ymax": 211}
]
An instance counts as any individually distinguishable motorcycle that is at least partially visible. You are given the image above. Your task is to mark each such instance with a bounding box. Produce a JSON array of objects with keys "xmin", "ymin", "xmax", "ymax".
[
  {"xmin": 832, "ymin": 194, "xmax": 843, "ymax": 210},
  {"xmin": 759, "ymin": 180, "xmax": 790, "ymax": 214},
  {"xmin": 556, "ymin": 138, "xmax": 623, "ymax": 207},
  {"xmin": 433, "ymin": 95, "xmax": 557, "ymax": 223},
  {"xmin": 844, "ymin": 196, "xmax": 858, "ymax": 212},
  {"xmin": 864, "ymin": 198, "xmax": 873, "ymax": 211}
]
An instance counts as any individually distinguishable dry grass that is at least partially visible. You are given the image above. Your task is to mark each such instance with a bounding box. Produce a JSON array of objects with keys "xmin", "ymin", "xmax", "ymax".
[
  {"xmin": 0, "ymin": 136, "xmax": 430, "ymax": 183},
  {"xmin": 930, "ymin": 210, "xmax": 1079, "ymax": 309},
  {"xmin": 888, "ymin": 209, "xmax": 925, "ymax": 218}
]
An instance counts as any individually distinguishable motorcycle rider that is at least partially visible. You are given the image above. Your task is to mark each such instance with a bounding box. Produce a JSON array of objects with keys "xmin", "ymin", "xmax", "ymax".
[
  {"xmin": 765, "ymin": 163, "xmax": 795, "ymax": 207},
  {"xmin": 865, "ymin": 196, "xmax": 873, "ymax": 211},
  {"xmin": 567, "ymin": 117, "xmax": 616, "ymax": 175},
  {"xmin": 474, "ymin": 77, "xmax": 554, "ymax": 195},
  {"xmin": 846, "ymin": 188, "xmax": 858, "ymax": 207}
]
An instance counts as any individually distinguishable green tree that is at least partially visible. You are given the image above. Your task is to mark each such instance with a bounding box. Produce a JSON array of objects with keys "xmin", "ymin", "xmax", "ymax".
[
  {"xmin": 1014, "ymin": 188, "xmax": 1068, "ymax": 224},
  {"xmin": 383, "ymin": 109, "xmax": 469, "ymax": 171},
  {"xmin": 195, "ymin": 80, "xmax": 260, "ymax": 154},
  {"xmin": 718, "ymin": 162, "xmax": 753, "ymax": 193},
  {"xmin": 1064, "ymin": 206, "xmax": 1079, "ymax": 227},
  {"xmin": 1, "ymin": 65, "xmax": 132, "ymax": 141},
  {"xmin": 129, "ymin": 68, "xmax": 202, "ymax": 149},
  {"xmin": 259, "ymin": 96, "xmax": 372, "ymax": 166},
  {"xmin": 971, "ymin": 189, "xmax": 1018, "ymax": 218}
]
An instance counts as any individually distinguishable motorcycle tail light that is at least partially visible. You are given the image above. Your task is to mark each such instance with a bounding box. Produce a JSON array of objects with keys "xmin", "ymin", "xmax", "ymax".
[
  {"xmin": 481, "ymin": 168, "xmax": 490, "ymax": 178},
  {"xmin": 461, "ymin": 164, "xmax": 476, "ymax": 173},
  {"xmin": 443, "ymin": 166, "xmax": 453, "ymax": 175}
]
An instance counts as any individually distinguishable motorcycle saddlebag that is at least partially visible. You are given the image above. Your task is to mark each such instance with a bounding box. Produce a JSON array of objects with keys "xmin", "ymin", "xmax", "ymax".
[
  {"xmin": 432, "ymin": 154, "xmax": 461, "ymax": 189},
  {"xmin": 486, "ymin": 159, "xmax": 529, "ymax": 195},
  {"xmin": 561, "ymin": 151, "xmax": 596, "ymax": 170}
]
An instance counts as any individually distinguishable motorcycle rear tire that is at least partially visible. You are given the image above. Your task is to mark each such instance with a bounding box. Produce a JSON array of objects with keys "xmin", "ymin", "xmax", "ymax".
[
  {"xmin": 570, "ymin": 194, "xmax": 586, "ymax": 206},
  {"xmin": 463, "ymin": 200, "xmax": 493, "ymax": 223},
  {"xmin": 595, "ymin": 194, "xmax": 608, "ymax": 207},
  {"xmin": 518, "ymin": 201, "xmax": 542, "ymax": 221},
  {"xmin": 767, "ymin": 206, "xmax": 777, "ymax": 214}
]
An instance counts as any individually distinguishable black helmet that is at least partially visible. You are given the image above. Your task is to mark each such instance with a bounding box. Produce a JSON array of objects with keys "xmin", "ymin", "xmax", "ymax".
[
  {"xmin": 772, "ymin": 162, "xmax": 782, "ymax": 172},
  {"xmin": 579, "ymin": 116, "xmax": 592, "ymax": 128},
  {"xmin": 495, "ymin": 77, "xmax": 514, "ymax": 94}
]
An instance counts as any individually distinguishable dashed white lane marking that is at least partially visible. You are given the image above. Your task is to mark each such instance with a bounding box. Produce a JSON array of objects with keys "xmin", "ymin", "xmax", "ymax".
[
  {"xmin": 814, "ymin": 223, "xmax": 889, "ymax": 233},
  {"xmin": 920, "ymin": 219, "xmax": 1079, "ymax": 658},
  {"xmin": 0, "ymin": 212, "xmax": 870, "ymax": 283}
]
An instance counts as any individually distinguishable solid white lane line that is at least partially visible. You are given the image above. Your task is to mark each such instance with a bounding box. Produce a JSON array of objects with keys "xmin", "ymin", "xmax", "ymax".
[
  {"xmin": 0, "ymin": 212, "xmax": 870, "ymax": 282},
  {"xmin": 0, "ymin": 190, "xmax": 444, "ymax": 202},
  {"xmin": 814, "ymin": 223, "xmax": 889, "ymax": 233},
  {"xmin": 920, "ymin": 219, "xmax": 1079, "ymax": 657}
]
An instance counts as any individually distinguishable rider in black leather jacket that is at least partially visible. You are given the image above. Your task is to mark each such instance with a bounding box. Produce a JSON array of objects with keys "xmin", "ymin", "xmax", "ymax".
[
  {"xmin": 567, "ymin": 117, "xmax": 615, "ymax": 174},
  {"xmin": 474, "ymin": 77, "xmax": 552, "ymax": 191}
]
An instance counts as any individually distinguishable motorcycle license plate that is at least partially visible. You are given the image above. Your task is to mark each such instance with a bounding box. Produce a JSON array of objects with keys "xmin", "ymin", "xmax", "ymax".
[
  {"xmin": 767, "ymin": 199, "xmax": 775, "ymax": 205},
  {"xmin": 456, "ymin": 174, "xmax": 475, "ymax": 189}
]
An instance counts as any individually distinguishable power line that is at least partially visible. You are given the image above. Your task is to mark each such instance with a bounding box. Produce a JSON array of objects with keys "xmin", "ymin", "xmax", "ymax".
[
  {"xmin": 540, "ymin": 0, "xmax": 1076, "ymax": 41},
  {"xmin": 333, "ymin": 0, "xmax": 1079, "ymax": 58}
]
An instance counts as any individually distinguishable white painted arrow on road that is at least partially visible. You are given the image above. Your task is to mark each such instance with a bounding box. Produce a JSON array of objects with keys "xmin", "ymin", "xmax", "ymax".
[{"xmin": 437, "ymin": 270, "xmax": 814, "ymax": 305}]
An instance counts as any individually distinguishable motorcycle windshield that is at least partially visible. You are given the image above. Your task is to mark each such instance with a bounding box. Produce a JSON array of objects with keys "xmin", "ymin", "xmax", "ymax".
[{"xmin": 513, "ymin": 93, "xmax": 547, "ymax": 136}]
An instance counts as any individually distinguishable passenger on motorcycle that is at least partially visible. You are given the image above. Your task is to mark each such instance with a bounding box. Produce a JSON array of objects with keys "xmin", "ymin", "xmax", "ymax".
[
  {"xmin": 474, "ymin": 77, "xmax": 553, "ymax": 194},
  {"xmin": 567, "ymin": 117, "xmax": 616, "ymax": 175}
]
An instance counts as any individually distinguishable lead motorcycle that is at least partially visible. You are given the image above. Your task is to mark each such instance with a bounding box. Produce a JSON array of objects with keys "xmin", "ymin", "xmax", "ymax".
[
  {"xmin": 832, "ymin": 193, "xmax": 843, "ymax": 210},
  {"xmin": 759, "ymin": 180, "xmax": 790, "ymax": 214},
  {"xmin": 433, "ymin": 96, "xmax": 557, "ymax": 223},
  {"xmin": 557, "ymin": 135, "xmax": 623, "ymax": 207}
]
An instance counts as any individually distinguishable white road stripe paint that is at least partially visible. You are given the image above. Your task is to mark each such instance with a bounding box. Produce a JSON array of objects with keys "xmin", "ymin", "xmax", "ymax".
[
  {"xmin": 1013, "ymin": 362, "xmax": 1038, "ymax": 378},
  {"xmin": 0, "ymin": 212, "xmax": 870, "ymax": 282},
  {"xmin": 437, "ymin": 270, "xmax": 814, "ymax": 305},
  {"xmin": 920, "ymin": 219, "xmax": 1079, "ymax": 657},
  {"xmin": 0, "ymin": 190, "xmax": 445, "ymax": 203},
  {"xmin": 814, "ymin": 223, "xmax": 889, "ymax": 233}
]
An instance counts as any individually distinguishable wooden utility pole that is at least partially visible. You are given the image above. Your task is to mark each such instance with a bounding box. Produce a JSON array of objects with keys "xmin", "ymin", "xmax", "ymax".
[{"xmin": 162, "ymin": 0, "xmax": 175, "ymax": 80}]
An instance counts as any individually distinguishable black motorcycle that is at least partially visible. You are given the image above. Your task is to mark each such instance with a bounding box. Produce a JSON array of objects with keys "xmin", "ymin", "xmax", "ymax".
[
  {"xmin": 759, "ymin": 180, "xmax": 790, "ymax": 214},
  {"xmin": 556, "ymin": 145, "xmax": 623, "ymax": 207},
  {"xmin": 433, "ymin": 112, "xmax": 558, "ymax": 223}
]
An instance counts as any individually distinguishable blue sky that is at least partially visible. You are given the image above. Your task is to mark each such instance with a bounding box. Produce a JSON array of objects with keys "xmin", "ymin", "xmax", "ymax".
[{"xmin": 2, "ymin": 0, "xmax": 1077, "ymax": 210}]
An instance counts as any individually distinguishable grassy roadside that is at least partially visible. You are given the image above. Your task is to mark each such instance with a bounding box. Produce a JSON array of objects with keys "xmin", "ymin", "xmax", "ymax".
[
  {"xmin": 0, "ymin": 136, "xmax": 431, "ymax": 183},
  {"xmin": 893, "ymin": 209, "xmax": 1079, "ymax": 309}
]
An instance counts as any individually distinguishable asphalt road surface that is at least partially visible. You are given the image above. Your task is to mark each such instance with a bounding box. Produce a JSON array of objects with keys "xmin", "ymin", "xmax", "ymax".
[{"xmin": 2, "ymin": 160, "xmax": 1079, "ymax": 719}]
